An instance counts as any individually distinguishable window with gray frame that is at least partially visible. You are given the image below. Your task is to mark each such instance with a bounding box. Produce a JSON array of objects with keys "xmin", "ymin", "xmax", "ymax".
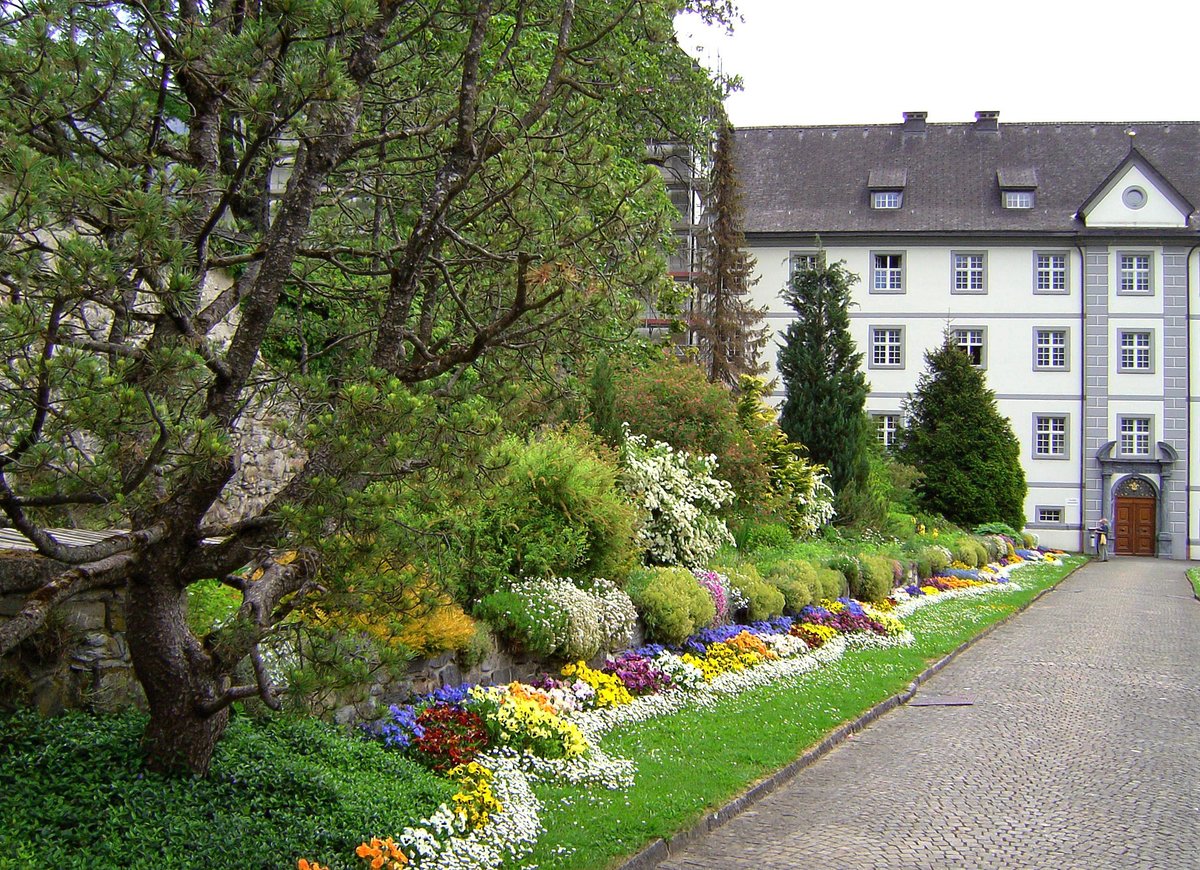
[
  {"xmin": 790, "ymin": 252, "xmax": 819, "ymax": 278},
  {"xmin": 1118, "ymin": 416, "xmax": 1152, "ymax": 456},
  {"xmin": 872, "ymin": 191, "xmax": 902, "ymax": 209},
  {"xmin": 952, "ymin": 252, "xmax": 986, "ymax": 292},
  {"xmin": 871, "ymin": 253, "xmax": 904, "ymax": 292},
  {"xmin": 869, "ymin": 327, "xmax": 904, "ymax": 368},
  {"xmin": 1036, "ymin": 506, "xmax": 1064, "ymax": 524},
  {"xmin": 1033, "ymin": 415, "xmax": 1067, "ymax": 458},
  {"xmin": 1118, "ymin": 330, "xmax": 1153, "ymax": 371},
  {"xmin": 953, "ymin": 327, "xmax": 985, "ymax": 367},
  {"xmin": 1118, "ymin": 253, "xmax": 1152, "ymax": 294},
  {"xmin": 1003, "ymin": 190, "xmax": 1034, "ymax": 209},
  {"xmin": 1034, "ymin": 328, "xmax": 1068, "ymax": 370},
  {"xmin": 874, "ymin": 413, "xmax": 900, "ymax": 450},
  {"xmin": 1034, "ymin": 252, "xmax": 1068, "ymax": 293}
]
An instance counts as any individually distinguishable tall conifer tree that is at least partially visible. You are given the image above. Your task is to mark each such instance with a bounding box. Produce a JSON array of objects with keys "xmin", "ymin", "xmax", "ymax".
[
  {"xmin": 691, "ymin": 121, "xmax": 768, "ymax": 386},
  {"xmin": 897, "ymin": 334, "xmax": 1027, "ymax": 529},
  {"xmin": 777, "ymin": 255, "xmax": 870, "ymax": 501}
]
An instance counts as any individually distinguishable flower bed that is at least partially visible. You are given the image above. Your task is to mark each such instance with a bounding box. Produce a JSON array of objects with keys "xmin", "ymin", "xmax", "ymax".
[{"xmin": 304, "ymin": 554, "xmax": 1062, "ymax": 869}]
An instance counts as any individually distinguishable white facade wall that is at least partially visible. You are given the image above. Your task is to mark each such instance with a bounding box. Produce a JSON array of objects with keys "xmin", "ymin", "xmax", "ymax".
[{"xmin": 747, "ymin": 238, "xmax": 1193, "ymax": 554}]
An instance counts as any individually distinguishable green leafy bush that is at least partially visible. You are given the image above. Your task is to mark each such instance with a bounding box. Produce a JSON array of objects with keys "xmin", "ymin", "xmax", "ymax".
[
  {"xmin": 715, "ymin": 563, "xmax": 784, "ymax": 622},
  {"xmin": 814, "ymin": 567, "xmax": 846, "ymax": 601},
  {"xmin": 737, "ymin": 520, "xmax": 794, "ymax": 553},
  {"xmin": 626, "ymin": 567, "xmax": 716, "ymax": 645},
  {"xmin": 594, "ymin": 350, "xmax": 769, "ymax": 505},
  {"xmin": 975, "ymin": 521, "xmax": 1023, "ymax": 541},
  {"xmin": 457, "ymin": 427, "xmax": 638, "ymax": 600},
  {"xmin": 926, "ymin": 546, "xmax": 951, "ymax": 574},
  {"xmin": 915, "ymin": 553, "xmax": 933, "ymax": 580},
  {"xmin": 0, "ymin": 710, "xmax": 453, "ymax": 870},
  {"xmin": 1022, "ymin": 532, "xmax": 1038, "ymax": 549},
  {"xmin": 951, "ymin": 539, "xmax": 975, "ymax": 567},
  {"xmin": 760, "ymin": 559, "xmax": 817, "ymax": 612},
  {"xmin": 857, "ymin": 555, "xmax": 895, "ymax": 602},
  {"xmin": 826, "ymin": 555, "xmax": 861, "ymax": 593}
]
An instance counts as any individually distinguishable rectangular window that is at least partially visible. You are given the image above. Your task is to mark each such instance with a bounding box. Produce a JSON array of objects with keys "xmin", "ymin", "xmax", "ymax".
[
  {"xmin": 1004, "ymin": 190, "xmax": 1034, "ymax": 209},
  {"xmin": 1034, "ymin": 415, "xmax": 1067, "ymax": 458},
  {"xmin": 872, "ymin": 191, "xmax": 902, "ymax": 209},
  {"xmin": 790, "ymin": 252, "xmax": 819, "ymax": 277},
  {"xmin": 874, "ymin": 413, "xmax": 900, "ymax": 450},
  {"xmin": 952, "ymin": 252, "xmax": 986, "ymax": 292},
  {"xmin": 1035, "ymin": 252, "xmax": 1068, "ymax": 292},
  {"xmin": 1118, "ymin": 253, "xmax": 1152, "ymax": 294},
  {"xmin": 953, "ymin": 327, "xmax": 986, "ymax": 367},
  {"xmin": 871, "ymin": 253, "xmax": 904, "ymax": 292},
  {"xmin": 1118, "ymin": 331, "xmax": 1153, "ymax": 371},
  {"xmin": 1037, "ymin": 507, "xmax": 1064, "ymax": 524},
  {"xmin": 1119, "ymin": 417, "xmax": 1152, "ymax": 456},
  {"xmin": 1034, "ymin": 329, "xmax": 1068, "ymax": 370},
  {"xmin": 870, "ymin": 327, "xmax": 904, "ymax": 368}
]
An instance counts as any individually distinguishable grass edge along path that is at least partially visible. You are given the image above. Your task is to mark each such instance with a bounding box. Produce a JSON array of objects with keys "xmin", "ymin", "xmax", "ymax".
[
  {"xmin": 524, "ymin": 555, "xmax": 1088, "ymax": 870},
  {"xmin": 1187, "ymin": 566, "xmax": 1200, "ymax": 600}
]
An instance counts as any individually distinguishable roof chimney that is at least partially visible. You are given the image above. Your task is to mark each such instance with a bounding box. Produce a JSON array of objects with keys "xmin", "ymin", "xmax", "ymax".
[
  {"xmin": 902, "ymin": 111, "xmax": 927, "ymax": 133},
  {"xmin": 974, "ymin": 110, "xmax": 1000, "ymax": 132}
]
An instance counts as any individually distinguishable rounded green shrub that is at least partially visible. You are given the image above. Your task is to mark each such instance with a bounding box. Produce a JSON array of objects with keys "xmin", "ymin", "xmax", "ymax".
[
  {"xmin": 971, "ymin": 538, "xmax": 990, "ymax": 566},
  {"xmin": 927, "ymin": 546, "xmax": 951, "ymax": 573},
  {"xmin": 1022, "ymin": 532, "xmax": 1039, "ymax": 549},
  {"xmin": 857, "ymin": 555, "xmax": 894, "ymax": 602},
  {"xmin": 953, "ymin": 540, "xmax": 979, "ymax": 567},
  {"xmin": 717, "ymin": 563, "xmax": 785, "ymax": 622},
  {"xmin": 761, "ymin": 559, "xmax": 817, "ymax": 612},
  {"xmin": 626, "ymin": 567, "xmax": 716, "ymax": 645},
  {"xmin": 915, "ymin": 554, "xmax": 933, "ymax": 580},
  {"xmin": 814, "ymin": 567, "xmax": 846, "ymax": 601},
  {"xmin": 826, "ymin": 555, "xmax": 861, "ymax": 594}
]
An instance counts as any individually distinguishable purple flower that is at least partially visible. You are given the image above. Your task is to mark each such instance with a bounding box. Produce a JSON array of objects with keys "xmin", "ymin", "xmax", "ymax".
[{"xmin": 378, "ymin": 704, "xmax": 425, "ymax": 749}]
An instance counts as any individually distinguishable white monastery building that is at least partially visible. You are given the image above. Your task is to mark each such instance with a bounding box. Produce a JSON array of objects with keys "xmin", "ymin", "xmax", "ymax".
[{"xmin": 734, "ymin": 113, "xmax": 1200, "ymax": 558}]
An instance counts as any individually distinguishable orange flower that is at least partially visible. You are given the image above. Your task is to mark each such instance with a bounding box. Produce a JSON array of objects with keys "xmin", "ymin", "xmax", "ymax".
[{"xmin": 297, "ymin": 860, "xmax": 329, "ymax": 870}]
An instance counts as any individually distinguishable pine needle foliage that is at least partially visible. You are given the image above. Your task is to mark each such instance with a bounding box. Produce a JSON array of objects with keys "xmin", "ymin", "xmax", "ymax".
[
  {"xmin": 691, "ymin": 122, "xmax": 769, "ymax": 387},
  {"xmin": 777, "ymin": 255, "xmax": 870, "ymax": 504},
  {"xmin": 897, "ymin": 334, "xmax": 1027, "ymax": 530}
]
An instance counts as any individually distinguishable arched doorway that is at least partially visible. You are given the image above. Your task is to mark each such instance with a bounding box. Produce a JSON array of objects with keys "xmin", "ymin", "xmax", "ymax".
[{"xmin": 1113, "ymin": 476, "xmax": 1156, "ymax": 556}]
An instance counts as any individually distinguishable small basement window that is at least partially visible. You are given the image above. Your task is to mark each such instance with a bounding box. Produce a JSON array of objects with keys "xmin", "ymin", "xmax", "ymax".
[{"xmin": 1037, "ymin": 507, "xmax": 1063, "ymax": 524}]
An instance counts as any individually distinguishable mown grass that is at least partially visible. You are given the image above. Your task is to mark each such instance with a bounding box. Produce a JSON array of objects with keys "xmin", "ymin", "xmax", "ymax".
[
  {"xmin": 526, "ymin": 555, "xmax": 1086, "ymax": 869},
  {"xmin": 1187, "ymin": 566, "xmax": 1200, "ymax": 599}
]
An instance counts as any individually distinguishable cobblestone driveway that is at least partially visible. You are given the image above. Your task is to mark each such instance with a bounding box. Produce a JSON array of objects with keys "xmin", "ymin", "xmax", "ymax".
[{"xmin": 656, "ymin": 559, "xmax": 1200, "ymax": 869}]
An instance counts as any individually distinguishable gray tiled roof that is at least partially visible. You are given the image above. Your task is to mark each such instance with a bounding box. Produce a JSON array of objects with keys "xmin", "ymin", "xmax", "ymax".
[{"xmin": 734, "ymin": 121, "xmax": 1200, "ymax": 236}]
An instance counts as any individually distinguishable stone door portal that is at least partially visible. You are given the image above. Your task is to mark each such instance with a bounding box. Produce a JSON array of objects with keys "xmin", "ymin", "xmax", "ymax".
[{"xmin": 1113, "ymin": 477, "xmax": 1156, "ymax": 556}]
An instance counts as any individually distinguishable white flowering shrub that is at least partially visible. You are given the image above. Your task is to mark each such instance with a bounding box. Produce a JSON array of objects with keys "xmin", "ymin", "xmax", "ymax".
[
  {"xmin": 475, "ymin": 576, "xmax": 636, "ymax": 661},
  {"xmin": 618, "ymin": 429, "xmax": 735, "ymax": 567},
  {"xmin": 790, "ymin": 472, "xmax": 836, "ymax": 538}
]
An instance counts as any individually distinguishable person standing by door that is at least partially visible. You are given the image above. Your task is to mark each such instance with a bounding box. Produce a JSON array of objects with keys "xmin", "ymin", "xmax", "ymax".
[{"xmin": 1096, "ymin": 516, "xmax": 1110, "ymax": 561}]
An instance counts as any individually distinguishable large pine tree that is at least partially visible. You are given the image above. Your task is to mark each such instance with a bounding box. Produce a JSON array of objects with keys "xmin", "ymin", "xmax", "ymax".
[
  {"xmin": 691, "ymin": 121, "xmax": 769, "ymax": 386},
  {"xmin": 897, "ymin": 334, "xmax": 1027, "ymax": 529},
  {"xmin": 777, "ymin": 255, "xmax": 870, "ymax": 501}
]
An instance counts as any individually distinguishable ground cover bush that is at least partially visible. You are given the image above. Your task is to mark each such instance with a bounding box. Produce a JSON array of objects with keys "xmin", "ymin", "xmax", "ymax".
[
  {"xmin": 473, "ymin": 577, "xmax": 636, "ymax": 660},
  {"xmin": 626, "ymin": 567, "xmax": 717, "ymax": 644},
  {"xmin": 0, "ymin": 711, "xmax": 454, "ymax": 870},
  {"xmin": 714, "ymin": 563, "xmax": 785, "ymax": 622}
]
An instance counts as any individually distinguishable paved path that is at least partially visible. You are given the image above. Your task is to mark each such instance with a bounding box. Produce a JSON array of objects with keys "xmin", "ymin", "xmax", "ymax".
[{"xmin": 657, "ymin": 559, "xmax": 1200, "ymax": 869}]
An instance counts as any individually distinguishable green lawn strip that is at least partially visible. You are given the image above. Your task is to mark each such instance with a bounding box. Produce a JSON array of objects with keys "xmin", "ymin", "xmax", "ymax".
[
  {"xmin": 526, "ymin": 556, "xmax": 1085, "ymax": 870},
  {"xmin": 1187, "ymin": 566, "xmax": 1200, "ymax": 599}
]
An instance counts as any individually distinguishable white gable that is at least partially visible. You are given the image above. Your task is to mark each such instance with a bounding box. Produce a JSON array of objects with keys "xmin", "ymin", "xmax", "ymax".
[{"xmin": 1083, "ymin": 164, "xmax": 1189, "ymax": 228}]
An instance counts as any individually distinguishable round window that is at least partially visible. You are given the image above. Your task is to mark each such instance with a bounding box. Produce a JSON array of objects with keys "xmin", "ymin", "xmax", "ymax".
[{"xmin": 1122, "ymin": 186, "xmax": 1147, "ymax": 209}]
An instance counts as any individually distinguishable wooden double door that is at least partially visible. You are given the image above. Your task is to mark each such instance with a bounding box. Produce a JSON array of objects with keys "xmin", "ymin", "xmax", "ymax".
[{"xmin": 1114, "ymin": 496, "xmax": 1156, "ymax": 556}]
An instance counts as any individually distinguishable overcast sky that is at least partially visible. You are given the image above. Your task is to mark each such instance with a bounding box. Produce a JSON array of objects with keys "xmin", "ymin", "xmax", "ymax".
[{"xmin": 676, "ymin": 0, "xmax": 1196, "ymax": 128}]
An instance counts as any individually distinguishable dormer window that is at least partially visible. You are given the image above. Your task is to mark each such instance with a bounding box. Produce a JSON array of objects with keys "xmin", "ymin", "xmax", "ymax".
[
  {"xmin": 997, "ymin": 168, "xmax": 1038, "ymax": 211},
  {"xmin": 1003, "ymin": 190, "xmax": 1034, "ymax": 209},
  {"xmin": 868, "ymin": 168, "xmax": 906, "ymax": 210},
  {"xmin": 872, "ymin": 190, "xmax": 902, "ymax": 209}
]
